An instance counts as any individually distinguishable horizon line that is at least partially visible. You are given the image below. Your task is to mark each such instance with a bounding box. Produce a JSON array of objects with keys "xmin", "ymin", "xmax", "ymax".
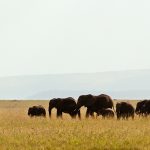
[{"xmin": 0, "ymin": 68, "xmax": 150, "ymax": 78}]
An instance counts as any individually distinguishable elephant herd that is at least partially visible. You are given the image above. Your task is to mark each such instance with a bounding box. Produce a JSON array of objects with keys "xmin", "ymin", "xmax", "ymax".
[{"xmin": 28, "ymin": 94, "xmax": 150, "ymax": 120}]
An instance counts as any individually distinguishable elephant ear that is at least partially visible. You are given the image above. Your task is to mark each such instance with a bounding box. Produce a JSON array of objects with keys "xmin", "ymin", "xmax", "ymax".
[
  {"xmin": 49, "ymin": 98, "xmax": 61, "ymax": 108},
  {"xmin": 85, "ymin": 94, "xmax": 94, "ymax": 107}
]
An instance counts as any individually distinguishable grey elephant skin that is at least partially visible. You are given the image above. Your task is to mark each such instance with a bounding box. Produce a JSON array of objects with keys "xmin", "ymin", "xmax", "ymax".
[
  {"xmin": 49, "ymin": 97, "xmax": 81, "ymax": 119},
  {"xmin": 75, "ymin": 94, "xmax": 114, "ymax": 118},
  {"xmin": 28, "ymin": 105, "xmax": 46, "ymax": 117}
]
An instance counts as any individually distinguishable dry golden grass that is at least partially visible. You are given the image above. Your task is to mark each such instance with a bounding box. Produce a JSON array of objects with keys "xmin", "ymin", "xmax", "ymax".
[{"xmin": 0, "ymin": 100, "xmax": 149, "ymax": 150}]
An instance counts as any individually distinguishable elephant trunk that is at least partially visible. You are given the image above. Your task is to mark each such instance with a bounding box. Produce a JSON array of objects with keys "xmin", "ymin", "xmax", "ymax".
[
  {"xmin": 77, "ymin": 109, "xmax": 81, "ymax": 119},
  {"xmin": 76, "ymin": 102, "xmax": 83, "ymax": 110},
  {"xmin": 28, "ymin": 108, "xmax": 31, "ymax": 116},
  {"xmin": 74, "ymin": 104, "xmax": 81, "ymax": 114},
  {"xmin": 28, "ymin": 111, "xmax": 31, "ymax": 116},
  {"xmin": 135, "ymin": 106, "xmax": 139, "ymax": 114},
  {"xmin": 48, "ymin": 107, "xmax": 52, "ymax": 118}
]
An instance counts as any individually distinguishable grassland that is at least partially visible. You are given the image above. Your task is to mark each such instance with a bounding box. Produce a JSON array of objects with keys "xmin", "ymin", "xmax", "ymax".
[{"xmin": 0, "ymin": 100, "xmax": 149, "ymax": 150}]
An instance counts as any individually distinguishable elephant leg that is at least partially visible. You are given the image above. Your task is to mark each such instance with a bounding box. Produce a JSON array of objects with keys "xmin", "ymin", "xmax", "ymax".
[
  {"xmin": 131, "ymin": 113, "xmax": 134, "ymax": 120},
  {"xmin": 90, "ymin": 111, "xmax": 94, "ymax": 118},
  {"xmin": 56, "ymin": 110, "xmax": 59, "ymax": 118},
  {"xmin": 70, "ymin": 112, "xmax": 76, "ymax": 119},
  {"xmin": 143, "ymin": 113, "xmax": 147, "ymax": 117},
  {"xmin": 57, "ymin": 110, "xmax": 62, "ymax": 118},
  {"xmin": 70, "ymin": 114, "xmax": 76, "ymax": 119},
  {"xmin": 122, "ymin": 114, "xmax": 125, "ymax": 120},
  {"xmin": 86, "ymin": 108, "xmax": 90, "ymax": 118},
  {"xmin": 121, "ymin": 115, "xmax": 124, "ymax": 120},
  {"xmin": 117, "ymin": 114, "xmax": 120, "ymax": 120},
  {"xmin": 95, "ymin": 110, "xmax": 100, "ymax": 119},
  {"xmin": 96, "ymin": 113, "xmax": 99, "ymax": 119},
  {"xmin": 59, "ymin": 112, "xmax": 62, "ymax": 118},
  {"xmin": 102, "ymin": 115, "xmax": 106, "ymax": 119},
  {"xmin": 125, "ymin": 114, "xmax": 129, "ymax": 120}
]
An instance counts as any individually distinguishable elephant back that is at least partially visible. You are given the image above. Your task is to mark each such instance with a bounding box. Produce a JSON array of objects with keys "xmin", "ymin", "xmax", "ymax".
[
  {"xmin": 94, "ymin": 94, "xmax": 114, "ymax": 109},
  {"xmin": 135, "ymin": 100, "xmax": 148, "ymax": 114},
  {"xmin": 61, "ymin": 97, "xmax": 77, "ymax": 111},
  {"xmin": 62, "ymin": 97, "xmax": 76, "ymax": 103},
  {"xmin": 142, "ymin": 100, "xmax": 150, "ymax": 114},
  {"xmin": 77, "ymin": 94, "xmax": 95, "ymax": 108},
  {"xmin": 116, "ymin": 102, "xmax": 134, "ymax": 113},
  {"xmin": 28, "ymin": 105, "xmax": 46, "ymax": 117}
]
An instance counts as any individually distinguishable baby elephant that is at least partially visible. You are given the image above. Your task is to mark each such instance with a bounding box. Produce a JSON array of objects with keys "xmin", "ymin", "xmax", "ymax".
[
  {"xmin": 97, "ymin": 108, "xmax": 115, "ymax": 118},
  {"xmin": 28, "ymin": 105, "xmax": 46, "ymax": 117},
  {"xmin": 116, "ymin": 102, "xmax": 134, "ymax": 120}
]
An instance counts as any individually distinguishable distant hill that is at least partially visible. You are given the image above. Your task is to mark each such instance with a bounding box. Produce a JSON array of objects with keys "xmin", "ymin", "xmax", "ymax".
[{"xmin": 0, "ymin": 70, "xmax": 150, "ymax": 100}]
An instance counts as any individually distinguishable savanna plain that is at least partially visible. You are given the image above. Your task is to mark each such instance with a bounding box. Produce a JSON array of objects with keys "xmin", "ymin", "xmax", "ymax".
[{"xmin": 0, "ymin": 100, "xmax": 149, "ymax": 150}]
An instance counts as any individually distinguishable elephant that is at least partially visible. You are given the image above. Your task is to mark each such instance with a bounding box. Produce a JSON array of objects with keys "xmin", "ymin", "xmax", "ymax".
[
  {"xmin": 116, "ymin": 102, "xmax": 135, "ymax": 120},
  {"xmin": 140, "ymin": 100, "xmax": 150, "ymax": 116},
  {"xmin": 96, "ymin": 108, "xmax": 115, "ymax": 118},
  {"xmin": 48, "ymin": 97, "xmax": 80, "ymax": 119},
  {"xmin": 135, "ymin": 100, "xmax": 148, "ymax": 116},
  {"xmin": 75, "ymin": 94, "xmax": 114, "ymax": 118},
  {"xmin": 28, "ymin": 105, "xmax": 46, "ymax": 117}
]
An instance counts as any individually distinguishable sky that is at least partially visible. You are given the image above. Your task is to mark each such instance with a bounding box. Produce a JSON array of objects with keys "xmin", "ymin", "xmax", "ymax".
[{"xmin": 0, "ymin": 0, "xmax": 150, "ymax": 77}]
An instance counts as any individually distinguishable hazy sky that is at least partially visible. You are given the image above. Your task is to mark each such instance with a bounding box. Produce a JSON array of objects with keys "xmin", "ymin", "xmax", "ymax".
[{"xmin": 0, "ymin": 0, "xmax": 150, "ymax": 76}]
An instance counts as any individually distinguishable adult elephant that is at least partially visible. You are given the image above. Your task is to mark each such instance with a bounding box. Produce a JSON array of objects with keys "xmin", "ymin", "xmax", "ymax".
[
  {"xmin": 140, "ymin": 100, "xmax": 150, "ymax": 116},
  {"xmin": 135, "ymin": 100, "xmax": 148, "ymax": 116},
  {"xmin": 48, "ymin": 97, "xmax": 80, "ymax": 119},
  {"xmin": 75, "ymin": 94, "xmax": 114, "ymax": 118},
  {"xmin": 116, "ymin": 102, "xmax": 135, "ymax": 120},
  {"xmin": 28, "ymin": 105, "xmax": 46, "ymax": 117}
]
